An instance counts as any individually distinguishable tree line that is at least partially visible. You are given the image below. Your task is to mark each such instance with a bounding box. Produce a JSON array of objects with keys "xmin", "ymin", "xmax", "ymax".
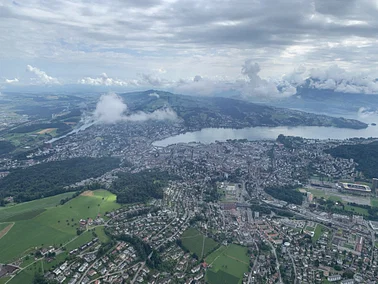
[
  {"xmin": 264, "ymin": 185, "xmax": 303, "ymax": 205},
  {"xmin": 0, "ymin": 157, "xmax": 119, "ymax": 203}
]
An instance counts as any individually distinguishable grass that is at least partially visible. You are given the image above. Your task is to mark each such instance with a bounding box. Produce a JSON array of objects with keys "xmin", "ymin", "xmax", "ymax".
[
  {"xmin": 64, "ymin": 231, "xmax": 94, "ymax": 251},
  {"xmin": 206, "ymin": 246, "xmax": 228, "ymax": 264},
  {"xmin": 95, "ymin": 227, "xmax": 110, "ymax": 243},
  {"xmin": 8, "ymin": 260, "xmax": 43, "ymax": 284},
  {"xmin": 0, "ymin": 223, "xmax": 10, "ymax": 232},
  {"xmin": 0, "ymin": 277, "xmax": 11, "ymax": 284},
  {"xmin": 180, "ymin": 228, "xmax": 219, "ymax": 258},
  {"xmin": 305, "ymin": 226, "xmax": 315, "ymax": 232},
  {"xmin": 344, "ymin": 205, "xmax": 369, "ymax": 216},
  {"xmin": 306, "ymin": 188, "xmax": 328, "ymax": 198},
  {"xmin": 0, "ymin": 192, "xmax": 74, "ymax": 222},
  {"xmin": 207, "ymin": 269, "xmax": 240, "ymax": 284},
  {"xmin": 205, "ymin": 244, "xmax": 249, "ymax": 284},
  {"xmin": 328, "ymin": 196, "xmax": 342, "ymax": 203},
  {"xmin": 313, "ymin": 224, "xmax": 326, "ymax": 243},
  {"xmin": 3, "ymin": 209, "xmax": 46, "ymax": 222},
  {"xmin": 371, "ymin": 197, "xmax": 378, "ymax": 207},
  {"xmin": 0, "ymin": 190, "xmax": 120, "ymax": 263}
]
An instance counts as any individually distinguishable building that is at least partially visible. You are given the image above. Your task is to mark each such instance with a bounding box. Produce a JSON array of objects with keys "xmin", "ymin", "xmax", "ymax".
[
  {"xmin": 372, "ymin": 178, "xmax": 378, "ymax": 193},
  {"xmin": 341, "ymin": 279, "xmax": 354, "ymax": 284},
  {"xmin": 327, "ymin": 275, "xmax": 342, "ymax": 282},
  {"xmin": 307, "ymin": 192, "xmax": 313, "ymax": 202}
]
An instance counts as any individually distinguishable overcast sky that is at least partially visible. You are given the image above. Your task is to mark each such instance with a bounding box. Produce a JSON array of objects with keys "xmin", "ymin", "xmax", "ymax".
[{"xmin": 1, "ymin": 0, "xmax": 378, "ymax": 96}]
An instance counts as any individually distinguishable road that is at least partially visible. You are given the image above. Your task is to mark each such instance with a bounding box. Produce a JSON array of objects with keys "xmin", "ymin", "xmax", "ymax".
[
  {"xmin": 5, "ymin": 257, "xmax": 43, "ymax": 284},
  {"xmin": 266, "ymin": 240, "xmax": 283, "ymax": 284},
  {"xmin": 288, "ymin": 250, "xmax": 297, "ymax": 284}
]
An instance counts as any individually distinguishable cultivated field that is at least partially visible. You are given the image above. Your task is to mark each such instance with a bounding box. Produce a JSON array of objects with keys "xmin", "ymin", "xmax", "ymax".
[
  {"xmin": 180, "ymin": 228, "xmax": 218, "ymax": 258},
  {"xmin": 0, "ymin": 192, "xmax": 74, "ymax": 222},
  {"xmin": 0, "ymin": 190, "xmax": 120, "ymax": 263},
  {"xmin": 36, "ymin": 128, "xmax": 57, "ymax": 134},
  {"xmin": 0, "ymin": 223, "xmax": 14, "ymax": 240},
  {"xmin": 205, "ymin": 244, "xmax": 249, "ymax": 284}
]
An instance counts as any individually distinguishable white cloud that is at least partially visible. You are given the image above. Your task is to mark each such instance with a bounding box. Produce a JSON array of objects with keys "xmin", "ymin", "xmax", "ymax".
[
  {"xmin": 1, "ymin": 0, "xmax": 378, "ymax": 86},
  {"xmin": 93, "ymin": 92, "xmax": 177, "ymax": 124},
  {"xmin": 149, "ymin": 92, "xmax": 160, "ymax": 98},
  {"xmin": 26, "ymin": 65, "xmax": 60, "ymax": 84},
  {"xmin": 93, "ymin": 92, "xmax": 127, "ymax": 123},
  {"xmin": 79, "ymin": 73, "xmax": 130, "ymax": 86},
  {"xmin": 309, "ymin": 65, "xmax": 378, "ymax": 94},
  {"xmin": 282, "ymin": 65, "xmax": 307, "ymax": 86},
  {"xmin": 5, "ymin": 78, "xmax": 19, "ymax": 84},
  {"xmin": 239, "ymin": 60, "xmax": 296, "ymax": 98}
]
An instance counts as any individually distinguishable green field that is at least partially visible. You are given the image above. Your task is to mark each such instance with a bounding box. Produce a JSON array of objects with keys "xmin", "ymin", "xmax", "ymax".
[
  {"xmin": 180, "ymin": 228, "xmax": 219, "ymax": 258},
  {"xmin": 205, "ymin": 244, "xmax": 249, "ymax": 284},
  {"xmin": 0, "ymin": 192, "xmax": 75, "ymax": 222},
  {"xmin": 0, "ymin": 190, "xmax": 120, "ymax": 263},
  {"xmin": 0, "ymin": 223, "xmax": 11, "ymax": 232},
  {"xmin": 0, "ymin": 277, "xmax": 11, "ymax": 284},
  {"xmin": 95, "ymin": 226, "xmax": 110, "ymax": 243},
  {"xmin": 371, "ymin": 197, "xmax": 378, "ymax": 207},
  {"xmin": 344, "ymin": 204, "xmax": 369, "ymax": 216},
  {"xmin": 8, "ymin": 260, "xmax": 43, "ymax": 284},
  {"xmin": 313, "ymin": 224, "xmax": 326, "ymax": 243}
]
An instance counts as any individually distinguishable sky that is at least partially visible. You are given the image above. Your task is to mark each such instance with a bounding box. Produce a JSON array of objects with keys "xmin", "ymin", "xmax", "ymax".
[{"xmin": 1, "ymin": 0, "xmax": 378, "ymax": 98}]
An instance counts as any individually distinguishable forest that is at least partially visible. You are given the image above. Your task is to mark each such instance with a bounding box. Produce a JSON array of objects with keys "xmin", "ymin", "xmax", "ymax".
[
  {"xmin": 326, "ymin": 141, "xmax": 378, "ymax": 178},
  {"xmin": 0, "ymin": 141, "xmax": 16, "ymax": 156},
  {"xmin": 110, "ymin": 170, "xmax": 177, "ymax": 204},
  {"xmin": 264, "ymin": 185, "xmax": 303, "ymax": 205},
  {"xmin": 0, "ymin": 157, "xmax": 119, "ymax": 203}
]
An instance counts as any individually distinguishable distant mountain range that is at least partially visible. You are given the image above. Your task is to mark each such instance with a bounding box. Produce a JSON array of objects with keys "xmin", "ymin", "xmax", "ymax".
[
  {"xmin": 272, "ymin": 87, "xmax": 378, "ymax": 115},
  {"xmin": 120, "ymin": 90, "xmax": 368, "ymax": 130}
]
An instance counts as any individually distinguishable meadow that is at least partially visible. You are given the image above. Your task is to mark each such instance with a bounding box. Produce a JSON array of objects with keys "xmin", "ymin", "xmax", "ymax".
[
  {"xmin": 205, "ymin": 244, "xmax": 249, "ymax": 284},
  {"xmin": 180, "ymin": 228, "xmax": 219, "ymax": 258},
  {"xmin": 0, "ymin": 190, "xmax": 120, "ymax": 263},
  {"xmin": 0, "ymin": 192, "xmax": 74, "ymax": 222}
]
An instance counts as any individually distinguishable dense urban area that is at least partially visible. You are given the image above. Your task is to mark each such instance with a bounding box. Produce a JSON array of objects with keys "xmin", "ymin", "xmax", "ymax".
[{"xmin": 1, "ymin": 92, "xmax": 378, "ymax": 284}]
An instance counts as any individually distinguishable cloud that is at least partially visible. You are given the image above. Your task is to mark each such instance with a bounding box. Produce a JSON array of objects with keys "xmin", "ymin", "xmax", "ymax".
[
  {"xmin": 148, "ymin": 92, "xmax": 160, "ymax": 98},
  {"xmin": 308, "ymin": 65, "xmax": 378, "ymax": 94},
  {"xmin": 79, "ymin": 73, "xmax": 131, "ymax": 86},
  {"xmin": 93, "ymin": 92, "xmax": 128, "ymax": 123},
  {"xmin": 5, "ymin": 78, "xmax": 19, "ymax": 84},
  {"xmin": 93, "ymin": 92, "xmax": 177, "ymax": 124},
  {"xmin": 1, "ymin": 0, "xmax": 378, "ymax": 87},
  {"xmin": 26, "ymin": 65, "xmax": 60, "ymax": 84},
  {"xmin": 139, "ymin": 73, "xmax": 167, "ymax": 86},
  {"xmin": 239, "ymin": 60, "xmax": 297, "ymax": 98},
  {"xmin": 124, "ymin": 108, "xmax": 178, "ymax": 122},
  {"xmin": 282, "ymin": 65, "xmax": 307, "ymax": 86}
]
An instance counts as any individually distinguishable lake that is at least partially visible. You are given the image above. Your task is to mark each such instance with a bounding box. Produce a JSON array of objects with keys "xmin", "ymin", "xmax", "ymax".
[{"xmin": 153, "ymin": 125, "xmax": 378, "ymax": 147}]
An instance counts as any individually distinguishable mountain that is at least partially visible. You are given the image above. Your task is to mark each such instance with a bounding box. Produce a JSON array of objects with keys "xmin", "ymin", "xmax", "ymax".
[
  {"xmin": 271, "ymin": 83, "xmax": 378, "ymax": 116},
  {"xmin": 120, "ymin": 90, "xmax": 368, "ymax": 130}
]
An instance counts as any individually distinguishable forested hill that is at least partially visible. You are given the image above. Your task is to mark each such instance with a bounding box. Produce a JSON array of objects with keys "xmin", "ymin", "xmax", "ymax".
[
  {"xmin": 110, "ymin": 170, "xmax": 178, "ymax": 204},
  {"xmin": 325, "ymin": 142, "xmax": 378, "ymax": 178},
  {"xmin": 0, "ymin": 157, "xmax": 120, "ymax": 203},
  {"xmin": 121, "ymin": 90, "xmax": 368, "ymax": 130}
]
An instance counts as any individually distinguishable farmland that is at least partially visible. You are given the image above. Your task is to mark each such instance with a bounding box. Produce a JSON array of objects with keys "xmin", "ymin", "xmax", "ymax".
[
  {"xmin": 0, "ymin": 190, "xmax": 120, "ymax": 263},
  {"xmin": 205, "ymin": 244, "xmax": 250, "ymax": 284},
  {"xmin": 180, "ymin": 228, "xmax": 219, "ymax": 258},
  {"xmin": 0, "ymin": 192, "xmax": 74, "ymax": 222}
]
